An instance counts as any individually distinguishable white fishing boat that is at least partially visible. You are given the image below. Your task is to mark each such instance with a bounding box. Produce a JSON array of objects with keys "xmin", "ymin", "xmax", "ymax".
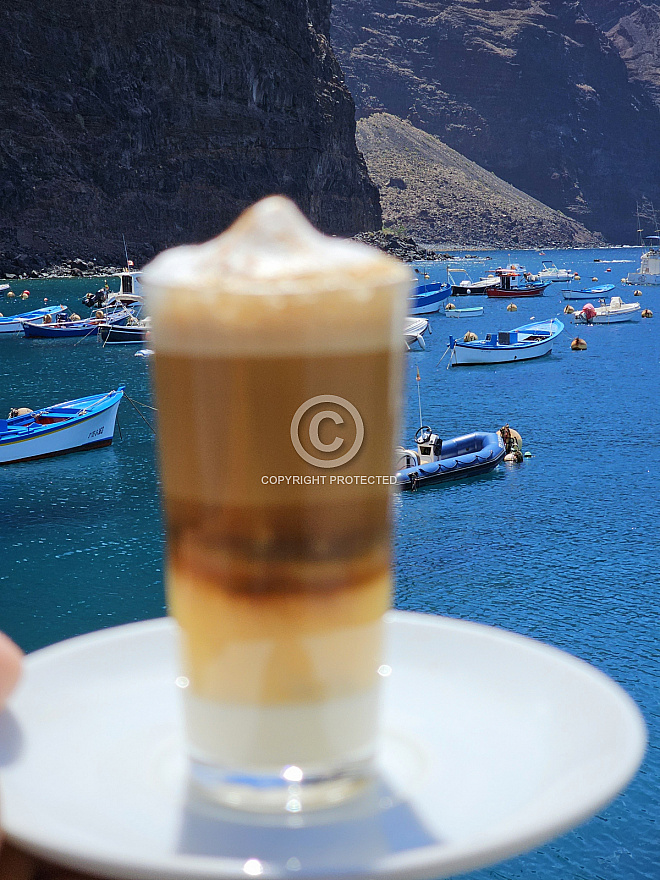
[
  {"xmin": 448, "ymin": 268, "xmax": 501, "ymax": 296},
  {"xmin": 624, "ymin": 236, "xmax": 660, "ymax": 285},
  {"xmin": 573, "ymin": 297, "xmax": 641, "ymax": 324},
  {"xmin": 0, "ymin": 387, "xmax": 124, "ymax": 465},
  {"xmin": 448, "ymin": 318, "xmax": 564, "ymax": 366},
  {"xmin": 444, "ymin": 306, "xmax": 484, "ymax": 318},
  {"xmin": 403, "ymin": 317, "xmax": 430, "ymax": 350},
  {"xmin": 529, "ymin": 260, "xmax": 574, "ymax": 283}
]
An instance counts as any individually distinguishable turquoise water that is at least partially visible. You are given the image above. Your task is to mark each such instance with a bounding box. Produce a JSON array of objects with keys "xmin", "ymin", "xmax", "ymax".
[{"xmin": 0, "ymin": 251, "xmax": 657, "ymax": 879}]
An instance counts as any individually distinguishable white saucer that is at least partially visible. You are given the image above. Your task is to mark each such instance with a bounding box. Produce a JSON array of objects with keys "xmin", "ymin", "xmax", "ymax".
[{"xmin": 0, "ymin": 612, "xmax": 646, "ymax": 880}]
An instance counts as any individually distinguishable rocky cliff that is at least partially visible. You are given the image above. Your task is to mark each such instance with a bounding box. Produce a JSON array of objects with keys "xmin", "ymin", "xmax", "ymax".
[
  {"xmin": 0, "ymin": 0, "xmax": 380, "ymax": 273},
  {"xmin": 582, "ymin": 1, "xmax": 660, "ymax": 109},
  {"xmin": 332, "ymin": 0, "xmax": 660, "ymax": 243},
  {"xmin": 357, "ymin": 113, "xmax": 604, "ymax": 248}
]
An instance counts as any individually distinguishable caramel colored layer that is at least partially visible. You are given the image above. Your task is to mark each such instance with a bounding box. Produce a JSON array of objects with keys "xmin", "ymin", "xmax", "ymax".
[{"xmin": 170, "ymin": 563, "xmax": 390, "ymax": 705}]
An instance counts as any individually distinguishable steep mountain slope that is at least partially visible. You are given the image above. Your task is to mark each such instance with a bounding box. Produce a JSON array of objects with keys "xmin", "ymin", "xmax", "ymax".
[
  {"xmin": 356, "ymin": 113, "xmax": 603, "ymax": 247},
  {"xmin": 0, "ymin": 0, "xmax": 380, "ymax": 271},
  {"xmin": 332, "ymin": 0, "xmax": 660, "ymax": 242},
  {"xmin": 582, "ymin": 1, "xmax": 660, "ymax": 108}
]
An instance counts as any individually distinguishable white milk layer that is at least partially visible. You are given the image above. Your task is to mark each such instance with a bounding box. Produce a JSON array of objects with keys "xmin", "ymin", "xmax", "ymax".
[{"xmin": 184, "ymin": 686, "xmax": 378, "ymax": 773}]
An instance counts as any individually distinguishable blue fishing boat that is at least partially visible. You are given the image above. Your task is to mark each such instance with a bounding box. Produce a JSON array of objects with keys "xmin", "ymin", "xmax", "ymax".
[
  {"xmin": 562, "ymin": 284, "xmax": 615, "ymax": 301},
  {"xmin": 395, "ymin": 426, "xmax": 506, "ymax": 490},
  {"xmin": 0, "ymin": 387, "xmax": 124, "ymax": 465},
  {"xmin": 21, "ymin": 308, "xmax": 135, "ymax": 339},
  {"xmin": 448, "ymin": 318, "xmax": 564, "ymax": 366},
  {"xmin": 0, "ymin": 306, "xmax": 68, "ymax": 335},
  {"xmin": 409, "ymin": 281, "xmax": 451, "ymax": 315}
]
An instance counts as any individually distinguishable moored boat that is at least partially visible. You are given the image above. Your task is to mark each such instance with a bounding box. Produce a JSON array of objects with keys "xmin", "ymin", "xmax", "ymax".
[
  {"xmin": 395, "ymin": 425, "xmax": 506, "ymax": 489},
  {"xmin": 444, "ymin": 305, "xmax": 484, "ymax": 318},
  {"xmin": 98, "ymin": 317, "xmax": 150, "ymax": 345},
  {"xmin": 408, "ymin": 280, "xmax": 451, "ymax": 315},
  {"xmin": 0, "ymin": 387, "xmax": 124, "ymax": 465},
  {"xmin": 448, "ymin": 268, "xmax": 501, "ymax": 296},
  {"xmin": 486, "ymin": 265, "xmax": 549, "ymax": 297},
  {"xmin": 403, "ymin": 317, "xmax": 430, "ymax": 350},
  {"xmin": 562, "ymin": 284, "xmax": 615, "ymax": 301},
  {"xmin": 624, "ymin": 236, "xmax": 660, "ymax": 285},
  {"xmin": 573, "ymin": 297, "xmax": 641, "ymax": 324},
  {"xmin": 21, "ymin": 307, "xmax": 136, "ymax": 339},
  {"xmin": 0, "ymin": 306, "xmax": 68, "ymax": 335},
  {"xmin": 82, "ymin": 270, "xmax": 144, "ymax": 309},
  {"xmin": 448, "ymin": 318, "xmax": 564, "ymax": 366},
  {"xmin": 529, "ymin": 260, "xmax": 574, "ymax": 283}
]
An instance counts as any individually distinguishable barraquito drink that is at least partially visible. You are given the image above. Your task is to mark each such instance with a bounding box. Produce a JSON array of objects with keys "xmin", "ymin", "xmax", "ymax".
[{"xmin": 143, "ymin": 197, "xmax": 410, "ymax": 810}]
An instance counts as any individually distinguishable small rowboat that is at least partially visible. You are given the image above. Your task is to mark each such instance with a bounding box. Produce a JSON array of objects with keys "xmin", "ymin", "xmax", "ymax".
[
  {"xmin": 444, "ymin": 306, "xmax": 484, "ymax": 318},
  {"xmin": 562, "ymin": 284, "xmax": 615, "ymax": 301},
  {"xmin": 408, "ymin": 281, "xmax": 451, "ymax": 315},
  {"xmin": 0, "ymin": 387, "xmax": 124, "ymax": 465},
  {"xmin": 403, "ymin": 317, "xmax": 430, "ymax": 350},
  {"xmin": 448, "ymin": 318, "xmax": 564, "ymax": 366},
  {"xmin": 395, "ymin": 426, "xmax": 505, "ymax": 489},
  {"xmin": 573, "ymin": 297, "xmax": 640, "ymax": 324},
  {"xmin": 0, "ymin": 306, "xmax": 68, "ymax": 335}
]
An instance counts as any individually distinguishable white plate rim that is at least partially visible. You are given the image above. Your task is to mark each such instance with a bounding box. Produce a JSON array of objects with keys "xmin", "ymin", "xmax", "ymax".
[{"xmin": 0, "ymin": 611, "xmax": 647, "ymax": 880}]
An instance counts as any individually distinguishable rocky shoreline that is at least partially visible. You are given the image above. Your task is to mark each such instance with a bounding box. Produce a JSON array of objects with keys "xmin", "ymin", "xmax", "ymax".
[
  {"xmin": 352, "ymin": 230, "xmax": 452, "ymax": 262},
  {"xmin": 0, "ymin": 256, "xmax": 125, "ymax": 281}
]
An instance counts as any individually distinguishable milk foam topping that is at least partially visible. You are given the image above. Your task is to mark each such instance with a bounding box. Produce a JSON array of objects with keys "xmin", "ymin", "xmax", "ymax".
[{"xmin": 143, "ymin": 196, "xmax": 411, "ymax": 355}]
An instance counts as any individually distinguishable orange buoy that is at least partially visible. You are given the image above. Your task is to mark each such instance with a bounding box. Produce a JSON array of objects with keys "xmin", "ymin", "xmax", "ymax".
[
  {"xmin": 591, "ymin": 276, "xmax": 598, "ymax": 282},
  {"xmin": 571, "ymin": 337, "xmax": 587, "ymax": 351},
  {"xmin": 507, "ymin": 303, "xmax": 517, "ymax": 312},
  {"xmin": 564, "ymin": 304, "xmax": 575, "ymax": 314},
  {"xmin": 634, "ymin": 289, "xmax": 643, "ymax": 297},
  {"xmin": 641, "ymin": 309, "xmax": 653, "ymax": 318}
]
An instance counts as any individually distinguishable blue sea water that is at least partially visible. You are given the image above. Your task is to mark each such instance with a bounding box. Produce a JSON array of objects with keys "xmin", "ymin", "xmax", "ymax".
[{"xmin": 0, "ymin": 249, "xmax": 657, "ymax": 879}]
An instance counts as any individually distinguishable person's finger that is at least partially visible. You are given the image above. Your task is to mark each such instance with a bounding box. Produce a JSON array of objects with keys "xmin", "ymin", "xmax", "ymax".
[
  {"xmin": 0, "ymin": 632, "xmax": 22, "ymax": 708},
  {"xmin": 0, "ymin": 841, "xmax": 37, "ymax": 880},
  {"xmin": 0, "ymin": 843, "xmax": 96, "ymax": 879}
]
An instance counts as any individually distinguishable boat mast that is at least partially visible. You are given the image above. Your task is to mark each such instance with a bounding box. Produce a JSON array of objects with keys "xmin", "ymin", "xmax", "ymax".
[
  {"xmin": 416, "ymin": 366, "xmax": 423, "ymax": 428},
  {"xmin": 122, "ymin": 233, "xmax": 130, "ymax": 270}
]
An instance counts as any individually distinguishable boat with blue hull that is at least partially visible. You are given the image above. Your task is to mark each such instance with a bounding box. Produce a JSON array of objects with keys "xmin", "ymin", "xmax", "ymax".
[
  {"xmin": 562, "ymin": 284, "xmax": 615, "ymax": 301},
  {"xmin": 396, "ymin": 426, "xmax": 505, "ymax": 490},
  {"xmin": 0, "ymin": 387, "xmax": 124, "ymax": 465},
  {"xmin": 409, "ymin": 281, "xmax": 451, "ymax": 315},
  {"xmin": 0, "ymin": 306, "xmax": 68, "ymax": 335},
  {"xmin": 448, "ymin": 318, "xmax": 564, "ymax": 366},
  {"xmin": 21, "ymin": 308, "xmax": 135, "ymax": 339}
]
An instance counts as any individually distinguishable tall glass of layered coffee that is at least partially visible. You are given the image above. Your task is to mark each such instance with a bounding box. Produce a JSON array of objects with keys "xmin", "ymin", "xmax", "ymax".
[{"xmin": 143, "ymin": 197, "xmax": 410, "ymax": 811}]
